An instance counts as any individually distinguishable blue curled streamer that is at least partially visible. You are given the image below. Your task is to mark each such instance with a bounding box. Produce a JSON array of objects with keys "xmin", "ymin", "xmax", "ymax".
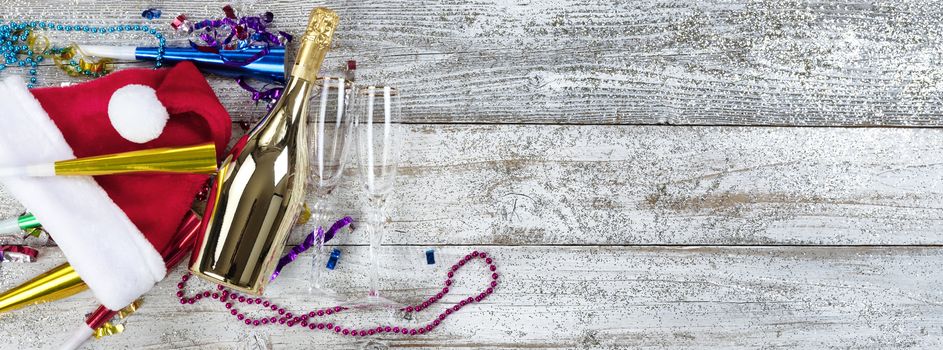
[{"xmin": 270, "ymin": 216, "xmax": 354, "ymax": 281}]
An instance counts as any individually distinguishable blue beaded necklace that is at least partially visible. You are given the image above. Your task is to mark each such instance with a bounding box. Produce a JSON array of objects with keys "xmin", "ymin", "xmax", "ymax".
[{"xmin": 0, "ymin": 21, "xmax": 166, "ymax": 88}]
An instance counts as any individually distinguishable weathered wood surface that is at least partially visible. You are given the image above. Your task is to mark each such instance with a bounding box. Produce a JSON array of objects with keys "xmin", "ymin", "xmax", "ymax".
[
  {"xmin": 0, "ymin": 0, "xmax": 941, "ymax": 349},
  {"xmin": 3, "ymin": 0, "xmax": 943, "ymax": 126},
  {"xmin": 4, "ymin": 124, "xmax": 941, "ymax": 246},
  {"xmin": 2, "ymin": 247, "xmax": 942, "ymax": 349}
]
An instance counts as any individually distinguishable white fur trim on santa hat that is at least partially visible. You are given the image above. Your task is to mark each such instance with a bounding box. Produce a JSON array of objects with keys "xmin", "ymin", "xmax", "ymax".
[
  {"xmin": 0, "ymin": 76, "xmax": 166, "ymax": 310},
  {"xmin": 108, "ymin": 84, "xmax": 169, "ymax": 144}
]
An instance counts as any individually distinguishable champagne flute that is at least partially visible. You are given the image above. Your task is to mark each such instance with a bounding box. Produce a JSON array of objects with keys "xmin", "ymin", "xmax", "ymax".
[
  {"xmin": 307, "ymin": 77, "xmax": 355, "ymax": 295},
  {"xmin": 354, "ymin": 85, "xmax": 403, "ymax": 306}
]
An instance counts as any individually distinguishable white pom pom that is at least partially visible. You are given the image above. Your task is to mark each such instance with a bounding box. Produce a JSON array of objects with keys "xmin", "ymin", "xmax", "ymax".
[{"xmin": 108, "ymin": 84, "xmax": 169, "ymax": 144}]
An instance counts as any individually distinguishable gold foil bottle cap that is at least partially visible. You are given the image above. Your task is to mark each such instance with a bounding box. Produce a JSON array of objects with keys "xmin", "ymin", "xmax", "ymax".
[{"xmin": 292, "ymin": 7, "xmax": 339, "ymax": 82}]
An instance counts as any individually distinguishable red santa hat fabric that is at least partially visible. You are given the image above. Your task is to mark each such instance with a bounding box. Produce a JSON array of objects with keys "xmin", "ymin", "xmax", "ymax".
[{"xmin": 0, "ymin": 62, "xmax": 231, "ymax": 309}]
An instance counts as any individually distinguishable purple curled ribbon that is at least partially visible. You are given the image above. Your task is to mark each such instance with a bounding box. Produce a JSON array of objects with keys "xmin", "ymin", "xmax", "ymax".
[
  {"xmin": 187, "ymin": 6, "xmax": 291, "ymax": 105},
  {"xmin": 237, "ymin": 78, "xmax": 282, "ymax": 103},
  {"xmin": 190, "ymin": 12, "xmax": 289, "ymax": 68},
  {"xmin": 270, "ymin": 216, "xmax": 354, "ymax": 281}
]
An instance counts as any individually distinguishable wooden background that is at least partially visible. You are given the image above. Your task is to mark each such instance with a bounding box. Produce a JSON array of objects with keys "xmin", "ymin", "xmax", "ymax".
[{"xmin": 1, "ymin": 0, "xmax": 943, "ymax": 348}]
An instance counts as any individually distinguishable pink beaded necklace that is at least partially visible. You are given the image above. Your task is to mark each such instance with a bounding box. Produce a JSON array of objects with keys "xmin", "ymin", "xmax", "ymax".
[{"xmin": 175, "ymin": 250, "xmax": 499, "ymax": 336}]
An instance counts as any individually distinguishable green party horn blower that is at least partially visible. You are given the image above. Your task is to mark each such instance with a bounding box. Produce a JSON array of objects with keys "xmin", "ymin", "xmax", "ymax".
[
  {"xmin": 0, "ymin": 212, "xmax": 41, "ymax": 236},
  {"xmin": 0, "ymin": 210, "xmax": 203, "ymax": 314}
]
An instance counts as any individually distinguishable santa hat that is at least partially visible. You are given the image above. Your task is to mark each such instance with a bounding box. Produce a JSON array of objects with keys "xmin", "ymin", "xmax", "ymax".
[{"xmin": 0, "ymin": 62, "xmax": 231, "ymax": 310}]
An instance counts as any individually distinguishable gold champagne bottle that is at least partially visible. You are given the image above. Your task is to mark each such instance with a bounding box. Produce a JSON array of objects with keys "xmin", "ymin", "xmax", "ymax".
[{"xmin": 189, "ymin": 8, "xmax": 339, "ymax": 294}]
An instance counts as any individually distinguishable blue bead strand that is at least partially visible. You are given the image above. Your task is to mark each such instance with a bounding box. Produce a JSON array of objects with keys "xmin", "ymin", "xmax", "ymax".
[{"xmin": 0, "ymin": 20, "xmax": 165, "ymax": 88}]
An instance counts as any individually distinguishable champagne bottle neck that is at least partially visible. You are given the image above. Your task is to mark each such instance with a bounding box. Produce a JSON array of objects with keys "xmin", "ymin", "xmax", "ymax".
[
  {"xmin": 291, "ymin": 8, "xmax": 338, "ymax": 81},
  {"xmin": 251, "ymin": 77, "xmax": 313, "ymax": 146},
  {"xmin": 282, "ymin": 77, "xmax": 313, "ymax": 99},
  {"xmin": 291, "ymin": 44, "xmax": 328, "ymax": 82}
]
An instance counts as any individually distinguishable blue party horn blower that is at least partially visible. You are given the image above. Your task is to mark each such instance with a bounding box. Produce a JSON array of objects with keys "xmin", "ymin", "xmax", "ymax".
[{"xmin": 80, "ymin": 45, "xmax": 286, "ymax": 83}]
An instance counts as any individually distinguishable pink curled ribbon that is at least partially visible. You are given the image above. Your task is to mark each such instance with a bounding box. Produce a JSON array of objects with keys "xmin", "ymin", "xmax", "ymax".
[
  {"xmin": 270, "ymin": 216, "xmax": 353, "ymax": 281},
  {"xmin": 0, "ymin": 245, "xmax": 39, "ymax": 262}
]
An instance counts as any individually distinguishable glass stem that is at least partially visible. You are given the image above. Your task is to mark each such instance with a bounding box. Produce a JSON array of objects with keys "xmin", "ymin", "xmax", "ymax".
[
  {"xmin": 308, "ymin": 197, "xmax": 329, "ymax": 294},
  {"xmin": 365, "ymin": 206, "xmax": 385, "ymax": 299}
]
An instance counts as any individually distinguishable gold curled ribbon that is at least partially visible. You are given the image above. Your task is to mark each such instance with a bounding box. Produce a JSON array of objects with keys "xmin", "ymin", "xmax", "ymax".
[
  {"xmin": 21, "ymin": 32, "xmax": 115, "ymax": 81},
  {"xmin": 55, "ymin": 45, "xmax": 114, "ymax": 77},
  {"xmin": 26, "ymin": 32, "xmax": 49, "ymax": 54},
  {"xmin": 23, "ymin": 227, "xmax": 44, "ymax": 238},
  {"xmin": 92, "ymin": 322, "xmax": 124, "ymax": 339},
  {"xmin": 31, "ymin": 31, "xmax": 114, "ymax": 78},
  {"xmin": 116, "ymin": 298, "xmax": 142, "ymax": 318},
  {"xmin": 49, "ymin": 45, "xmax": 77, "ymax": 75},
  {"xmin": 92, "ymin": 298, "xmax": 143, "ymax": 339},
  {"xmin": 296, "ymin": 203, "xmax": 312, "ymax": 225}
]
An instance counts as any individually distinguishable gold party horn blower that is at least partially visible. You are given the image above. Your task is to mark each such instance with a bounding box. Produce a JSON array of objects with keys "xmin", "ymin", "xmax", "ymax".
[
  {"xmin": 0, "ymin": 262, "xmax": 83, "ymax": 313},
  {"xmin": 0, "ymin": 142, "xmax": 217, "ymax": 177},
  {"xmin": 0, "ymin": 144, "xmax": 216, "ymax": 314},
  {"xmin": 0, "ymin": 210, "xmax": 204, "ymax": 314}
]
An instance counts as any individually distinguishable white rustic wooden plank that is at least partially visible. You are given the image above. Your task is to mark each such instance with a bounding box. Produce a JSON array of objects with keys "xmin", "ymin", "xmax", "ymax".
[
  {"xmin": 1, "ymin": 124, "xmax": 941, "ymax": 246},
  {"xmin": 1, "ymin": 1, "xmax": 942, "ymax": 126},
  {"xmin": 264, "ymin": 123, "xmax": 943, "ymax": 245},
  {"xmin": 0, "ymin": 1, "xmax": 939, "ymax": 349},
  {"xmin": 0, "ymin": 246, "xmax": 941, "ymax": 349}
]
